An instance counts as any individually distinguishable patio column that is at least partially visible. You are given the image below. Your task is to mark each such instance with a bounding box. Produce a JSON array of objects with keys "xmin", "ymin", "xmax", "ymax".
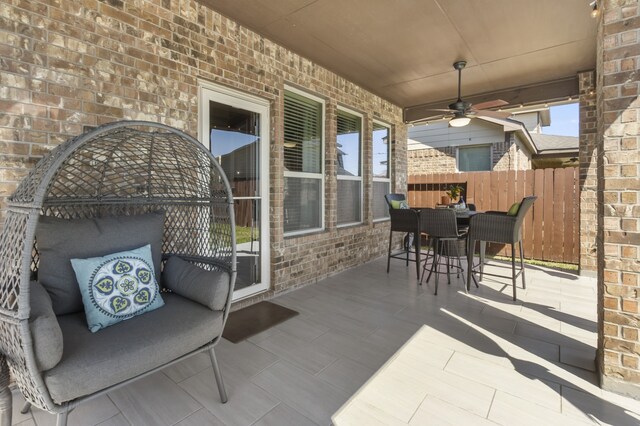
[
  {"xmin": 578, "ymin": 70, "xmax": 598, "ymax": 276},
  {"xmin": 598, "ymin": 0, "xmax": 640, "ymax": 397}
]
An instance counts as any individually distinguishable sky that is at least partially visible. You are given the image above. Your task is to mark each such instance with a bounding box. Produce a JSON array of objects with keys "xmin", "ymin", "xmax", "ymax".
[{"xmin": 544, "ymin": 103, "xmax": 579, "ymax": 137}]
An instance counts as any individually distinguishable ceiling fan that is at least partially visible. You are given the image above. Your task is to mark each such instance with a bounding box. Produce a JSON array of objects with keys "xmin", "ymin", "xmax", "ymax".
[{"xmin": 420, "ymin": 61, "xmax": 512, "ymax": 127}]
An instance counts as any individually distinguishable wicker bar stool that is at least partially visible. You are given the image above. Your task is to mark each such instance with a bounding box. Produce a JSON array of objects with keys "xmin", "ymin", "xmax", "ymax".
[
  {"xmin": 384, "ymin": 194, "xmax": 423, "ymax": 281},
  {"xmin": 419, "ymin": 208, "xmax": 474, "ymax": 295},
  {"xmin": 466, "ymin": 196, "xmax": 537, "ymax": 301}
]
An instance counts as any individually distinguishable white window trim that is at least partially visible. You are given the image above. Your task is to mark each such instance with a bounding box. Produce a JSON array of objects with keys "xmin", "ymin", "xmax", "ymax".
[
  {"xmin": 337, "ymin": 105, "xmax": 364, "ymax": 228},
  {"xmin": 283, "ymin": 85, "xmax": 326, "ymax": 237},
  {"xmin": 338, "ymin": 175, "xmax": 362, "ymax": 181},
  {"xmin": 372, "ymin": 119, "xmax": 391, "ymax": 222},
  {"xmin": 456, "ymin": 144, "xmax": 493, "ymax": 172}
]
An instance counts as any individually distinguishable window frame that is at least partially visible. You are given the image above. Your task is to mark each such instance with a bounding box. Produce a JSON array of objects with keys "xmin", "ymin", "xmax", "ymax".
[
  {"xmin": 336, "ymin": 105, "xmax": 364, "ymax": 228},
  {"xmin": 372, "ymin": 119, "xmax": 392, "ymax": 222},
  {"xmin": 283, "ymin": 85, "xmax": 326, "ymax": 237},
  {"xmin": 456, "ymin": 144, "xmax": 493, "ymax": 172}
]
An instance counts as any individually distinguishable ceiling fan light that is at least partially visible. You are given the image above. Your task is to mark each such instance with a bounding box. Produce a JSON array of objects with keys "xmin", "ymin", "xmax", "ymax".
[
  {"xmin": 449, "ymin": 116, "xmax": 471, "ymax": 127},
  {"xmin": 590, "ymin": 0, "xmax": 599, "ymax": 18}
]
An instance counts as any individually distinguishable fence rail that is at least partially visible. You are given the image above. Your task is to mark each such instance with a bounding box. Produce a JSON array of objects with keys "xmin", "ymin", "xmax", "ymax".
[{"xmin": 408, "ymin": 168, "xmax": 580, "ymax": 264}]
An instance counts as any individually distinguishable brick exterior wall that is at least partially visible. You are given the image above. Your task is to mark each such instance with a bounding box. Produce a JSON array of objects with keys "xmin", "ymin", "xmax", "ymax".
[
  {"xmin": 0, "ymin": 0, "xmax": 405, "ymax": 308},
  {"xmin": 407, "ymin": 146, "xmax": 456, "ymax": 174},
  {"xmin": 493, "ymin": 133, "xmax": 532, "ymax": 171},
  {"xmin": 579, "ymin": 70, "xmax": 598, "ymax": 275},
  {"xmin": 598, "ymin": 0, "xmax": 640, "ymax": 398}
]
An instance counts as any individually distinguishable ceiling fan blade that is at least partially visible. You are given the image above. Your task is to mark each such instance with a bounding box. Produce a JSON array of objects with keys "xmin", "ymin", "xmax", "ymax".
[
  {"xmin": 409, "ymin": 114, "xmax": 452, "ymax": 124},
  {"xmin": 472, "ymin": 99, "xmax": 509, "ymax": 110},
  {"xmin": 423, "ymin": 108, "xmax": 456, "ymax": 113},
  {"xmin": 473, "ymin": 109, "xmax": 513, "ymax": 120}
]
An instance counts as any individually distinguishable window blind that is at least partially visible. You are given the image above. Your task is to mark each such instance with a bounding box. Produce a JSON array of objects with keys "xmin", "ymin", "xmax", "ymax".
[
  {"xmin": 283, "ymin": 90, "xmax": 324, "ymax": 233},
  {"xmin": 284, "ymin": 91, "xmax": 322, "ymax": 174}
]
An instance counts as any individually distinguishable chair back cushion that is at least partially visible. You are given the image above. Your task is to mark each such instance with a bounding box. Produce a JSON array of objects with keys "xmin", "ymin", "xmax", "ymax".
[
  {"xmin": 29, "ymin": 281, "xmax": 63, "ymax": 371},
  {"xmin": 507, "ymin": 202, "xmax": 521, "ymax": 216},
  {"xmin": 163, "ymin": 255, "xmax": 230, "ymax": 311},
  {"xmin": 384, "ymin": 193, "xmax": 406, "ymax": 211},
  {"xmin": 36, "ymin": 212, "xmax": 164, "ymax": 315},
  {"xmin": 71, "ymin": 245, "xmax": 164, "ymax": 332},
  {"xmin": 390, "ymin": 199, "xmax": 409, "ymax": 209}
]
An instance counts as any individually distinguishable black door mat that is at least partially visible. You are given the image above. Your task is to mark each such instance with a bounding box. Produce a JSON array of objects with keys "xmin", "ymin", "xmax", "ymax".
[{"xmin": 222, "ymin": 301, "xmax": 298, "ymax": 343}]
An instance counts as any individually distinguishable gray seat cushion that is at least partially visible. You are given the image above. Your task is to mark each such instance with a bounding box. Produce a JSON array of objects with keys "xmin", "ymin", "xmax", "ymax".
[
  {"xmin": 29, "ymin": 281, "xmax": 63, "ymax": 371},
  {"xmin": 163, "ymin": 256, "xmax": 230, "ymax": 311},
  {"xmin": 36, "ymin": 212, "xmax": 165, "ymax": 315},
  {"xmin": 44, "ymin": 293, "xmax": 222, "ymax": 404}
]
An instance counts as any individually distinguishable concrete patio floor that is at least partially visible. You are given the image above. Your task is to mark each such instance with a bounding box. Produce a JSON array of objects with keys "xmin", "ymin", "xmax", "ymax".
[{"xmin": 10, "ymin": 256, "xmax": 640, "ymax": 425}]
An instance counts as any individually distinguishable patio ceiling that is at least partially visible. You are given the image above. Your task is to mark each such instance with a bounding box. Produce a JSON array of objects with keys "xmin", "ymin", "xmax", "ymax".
[{"xmin": 203, "ymin": 0, "xmax": 597, "ymax": 120}]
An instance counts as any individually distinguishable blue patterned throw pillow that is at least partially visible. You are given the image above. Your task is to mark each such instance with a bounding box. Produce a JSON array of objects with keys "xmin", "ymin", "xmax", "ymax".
[{"xmin": 71, "ymin": 245, "xmax": 164, "ymax": 333}]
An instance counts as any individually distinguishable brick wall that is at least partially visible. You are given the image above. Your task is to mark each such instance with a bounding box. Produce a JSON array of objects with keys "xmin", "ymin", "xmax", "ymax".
[
  {"xmin": 492, "ymin": 140, "xmax": 512, "ymax": 170},
  {"xmin": 0, "ymin": 0, "xmax": 405, "ymax": 307},
  {"xmin": 407, "ymin": 146, "xmax": 456, "ymax": 174},
  {"xmin": 579, "ymin": 70, "xmax": 598, "ymax": 275},
  {"xmin": 493, "ymin": 133, "xmax": 531, "ymax": 171},
  {"xmin": 598, "ymin": 0, "xmax": 640, "ymax": 398}
]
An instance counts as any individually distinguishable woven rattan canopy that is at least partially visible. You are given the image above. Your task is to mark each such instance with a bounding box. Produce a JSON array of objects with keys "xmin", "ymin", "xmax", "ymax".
[{"xmin": 0, "ymin": 121, "xmax": 236, "ymax": 413}]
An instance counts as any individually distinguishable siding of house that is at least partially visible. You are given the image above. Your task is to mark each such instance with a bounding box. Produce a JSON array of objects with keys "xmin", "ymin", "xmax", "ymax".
[
  {"xmin": 511, "ymin": 111, "xmax": 542, "ymax": 133},
  {"xmin": 0, "ymin": 0, "xmax": 405, "ymax": 306},
  {"xmin": 407, "ymin": 120, "xmax": 531, "ymax": 173}
]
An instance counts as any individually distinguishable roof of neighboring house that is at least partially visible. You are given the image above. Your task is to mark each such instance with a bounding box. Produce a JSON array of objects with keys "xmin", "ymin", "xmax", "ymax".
[{"xmin": 530, "ymin": 133, "xmax": 579, "ymax": 155}]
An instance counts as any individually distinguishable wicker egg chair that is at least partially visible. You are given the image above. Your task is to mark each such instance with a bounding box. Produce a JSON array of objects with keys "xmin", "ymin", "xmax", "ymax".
[{"xmin": 0, "ymin": 121, "xmax": 236, "ymax": 425}]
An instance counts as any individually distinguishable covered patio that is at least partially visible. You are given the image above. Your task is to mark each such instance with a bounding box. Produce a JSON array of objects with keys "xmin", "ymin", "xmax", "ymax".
[
  {"xmin": 1, "ymin": 0, "xmax": 639, "ymax": 424},
  {"xmin": 9, "ymin": 257, "xmax": 640, "ymax": 425}
]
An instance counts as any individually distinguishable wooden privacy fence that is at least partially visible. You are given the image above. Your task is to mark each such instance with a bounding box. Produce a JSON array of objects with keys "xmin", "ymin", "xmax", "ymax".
[{"xmin": 408, "ymin": 168, "xmax": 580, "ymax": 264}]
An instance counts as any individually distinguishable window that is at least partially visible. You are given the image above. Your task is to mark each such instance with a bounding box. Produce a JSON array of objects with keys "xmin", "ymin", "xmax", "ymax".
[
  {"xmin": 372, "ymin": 121, "xmax": 391, "ymax": 220},
  {"xmin": 336, "ymin": 107, "xmax": 362, "ymax": 226},
  {"xmin": 283, "ymin": 87, "xmax": 324, "ymax": 235},
  {"xmin": 458, "ymin": 145, "xmax": 492, "ymax": 171}
]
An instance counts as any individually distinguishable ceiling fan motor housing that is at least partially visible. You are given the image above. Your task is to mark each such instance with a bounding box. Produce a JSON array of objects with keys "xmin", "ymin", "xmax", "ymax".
[{"xmin": 448, "ymin": 99, "xmax": 471, "ymax": 112}]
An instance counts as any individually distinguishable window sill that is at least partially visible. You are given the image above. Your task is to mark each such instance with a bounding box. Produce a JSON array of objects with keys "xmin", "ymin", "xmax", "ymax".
[{"xmin": 284, "ymin": 228, "xmax": 327, "ymax": 240}]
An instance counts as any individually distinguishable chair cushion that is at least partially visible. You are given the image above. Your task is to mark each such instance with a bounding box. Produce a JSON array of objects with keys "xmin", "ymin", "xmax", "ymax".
[
  {"xmin": 36, "ymin": 212, "xmax": 165, "ymax": 315},
  {"xmin": 163, "ymin": 256, "xmax": 230, "ymax": 311},
  {"xmin": 507, "ymin": 202, "xmax": 521, "ymax": 216},
  {"xmin": 71, "ymin": 245, "xmax": 165, "ymax": 333},
  {"xmin": 29, "ymin": 281, "xmax": 63, "ymax": 371},
  {"xmin": 43, "ymin": 293, "xmax": 222, "ymax": 404},
  {"xmin": 390, "ymin": 200, "xmax": 409, "ymax": 209}
]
